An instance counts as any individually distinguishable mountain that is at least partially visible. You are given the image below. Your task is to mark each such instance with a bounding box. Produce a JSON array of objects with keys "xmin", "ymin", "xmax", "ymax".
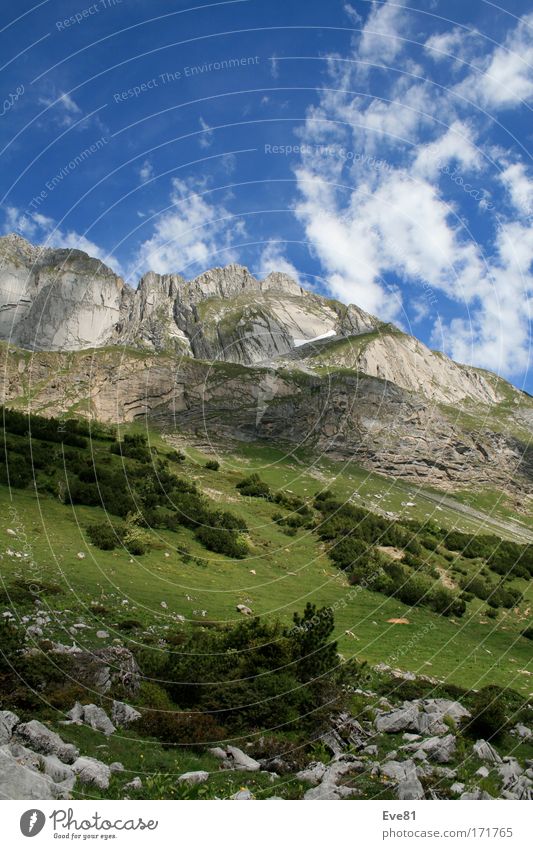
[{"xmin": 1, "ymin": 233, "xmax": 532, "ymax": 498}]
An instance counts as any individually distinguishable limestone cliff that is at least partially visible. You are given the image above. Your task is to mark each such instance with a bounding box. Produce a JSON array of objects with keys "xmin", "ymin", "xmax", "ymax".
[{"xmin": 1, "ymin": 233, "xmax": 532, "ymax": 497}]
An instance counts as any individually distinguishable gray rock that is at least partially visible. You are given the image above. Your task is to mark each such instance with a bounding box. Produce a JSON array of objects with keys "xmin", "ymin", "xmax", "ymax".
[
  {"xmin": 460, "ymin": 789, "xmax": 494, "ymax": 800},
  {"xmin": 473, "ymin": 739, "xmax": 502, "ymax": 763},
  {"xmin": 397, "ymin": 777, "xmax": 425, "ymax": 800},
  {"xmin": 226, "ymin": 746, "xmax": 261, "ymax": 772},
  {"xmin": 15, "ymin": 720, "xmax": 79, "ymax": 764},
  {"xmin": 375, "ymin": 704, "xmax": 420, "ymax": 734},
  {"xmin": 72, "ymin": 756, "xmax": 111, "ymax": 790},
  {"xmin": 40, "ymin": 754, "xmax": 76, "ymax": 789},
  {"xmin": 380, "ymin": 759, "xmax": 418, "ymax": 782},
  {"xmin": 80, "ymin": 704, "xmax": 116, "ymax": 736},
  {"xmin": 410, "ymin": 734, "xmax": 456, "ymax": 764},
  {"xmin": 512, "ymin": 723, "xmax": 532, "ymax": 740},
  {"xmin": 236, "ymin": 604, "xmax": 252, "ymax": 616},
  {"xmin": 0, "ymin": 746, "xmax": 69, "ymax": 800},
  {"xmin": 476, "ymin": 766, "xmax": 490, "ymax": 778},
  {"xmin": 110, "ymin": 762, "xmax": 125, "ymax": 774},
  {"xmin": 450, "ymin": 782, "xmax": 465, "ymax": 794},
  {"xmin": 362, "ymin": 745, "xmax": 378, "ymax": 756},
  {"xmin": 232, "ymin": 789, "xmax": 253, "ymax": 800},
  {"xmin": 124, "ymin": 776, "xmax": 142, "ymax": 791},
  {"xmin": 178, "ymin": 770, "xmax": 210, "ymax": 785},
  {"xmin": 208, "ymin": 747, "xmax": 228, "ymax": 760},
  {"xmin": 111, "ymin": 700, "xmax": 141, "ymax": 728},
  {"xmin": 296, "ymin": 762, "xmax": 327, "ymax": 786},
  {"xmin": 66, "ymin": 702, "xmax": 84, "ymax": 724},
  {"xmin": 64, "ymin": 646, "xmax": 141, "ymax": 698},
  {"xmin": 0, "ymin": 710, "xmax": 19, "ymax": 744},
  {"xmin": 497, "ymin": 759, "xmax": 523, "ymax": 789}
]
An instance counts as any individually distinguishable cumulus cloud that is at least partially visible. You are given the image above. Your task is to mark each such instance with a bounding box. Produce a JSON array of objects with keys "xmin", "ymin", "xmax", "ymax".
[
  {"xmin": 3, "ymin": 207, "xmax": 122, "ymax": 273},
  {"xmin": 257, "ymin": 241, "xmax": 302, "ymax": 284},
  {"xmin": 455, "ymin": 13, "xmax": 533, "ymax": 109},
  {"xmin": 133, "ymin": 177, "xmax": 244, "ymax": 279},
  {"xmin": 138, "ymin": 160, "xmax": 154, "ymax": 183},
  {"xmin": 291, "ymin": 4, "xmax": 533, "ymax": 379}
]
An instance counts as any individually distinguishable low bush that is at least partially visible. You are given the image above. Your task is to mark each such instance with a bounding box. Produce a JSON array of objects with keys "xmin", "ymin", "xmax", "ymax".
[
  {"xmin": 205, "ymin": 460, "xmax": 220, "ymax": 471},
  {"xmin": 236, "ymin": 473, "xmax": 272, "ymax": 499},
  {"xmin": 86, "ymin": 523, "xmax": 125, "ymax": 551}
]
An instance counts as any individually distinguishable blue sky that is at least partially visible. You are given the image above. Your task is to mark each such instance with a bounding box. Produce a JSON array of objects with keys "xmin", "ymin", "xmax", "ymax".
[{"xmin": 1, "ymin": 0, "xmax": 532, "ymax": 390}]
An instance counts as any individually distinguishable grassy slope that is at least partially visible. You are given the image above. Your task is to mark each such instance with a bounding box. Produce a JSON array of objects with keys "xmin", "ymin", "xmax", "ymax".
[{"xmin": 1, "ymin": 432, "xmax": 531, "ymax": 696}]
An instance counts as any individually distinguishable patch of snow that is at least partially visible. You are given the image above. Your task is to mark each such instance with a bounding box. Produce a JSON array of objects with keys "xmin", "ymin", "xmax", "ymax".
[{"xmin": 293, "ymin": 329, "xmax": 336, "ymax": 347}]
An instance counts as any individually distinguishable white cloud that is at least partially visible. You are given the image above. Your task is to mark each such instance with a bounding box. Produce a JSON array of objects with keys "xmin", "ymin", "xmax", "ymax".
[
  {"xmin": 198, "ymin": 117, "xmax": 213, "ymax": 149},
  {"xmin": 424, "ymin": 27, "xmax": 479, "ymax": 64},
  {"xmin": 257, "ymin": 241, "xmax": 302, "ymax": 284},
  {"xmin": 289, "ymin": 3, "xmax": 533, "ymax": 379},
  {"xmin": 38, "ymin": 91, "xmax": 82, "ymax": 126},
  {"xmin": 499, "ymin": 161, "xmax": 533, "ymax": 216},
  {"xmin": 133, "ymin": 177, "xmax": 244, "ymax": 279},
  {"xmin": 358, "ymin": 0, "xmax": 407, "ymax": 64},
  {"xmin": 343, "ymin": 3, "xmax": 362, "ymax": 25},
  {"xmin": 3, "ymin": 207, "xmax": 122, "ymax": 273},
  {"xmin": 455, "ymin": 13, "xmax": 533, "ymax": 109},
  {"xmin": 412, "ymin": 121, "xmax": 482, "ymax": 180},
  {"xmin": 138, "ymin": 160, "xmax": 154, "ymax": 183}
]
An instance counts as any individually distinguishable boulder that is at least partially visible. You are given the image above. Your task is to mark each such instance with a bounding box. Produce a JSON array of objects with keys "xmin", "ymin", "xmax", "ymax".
[
  {"xmin": 0, "ymin": 746, "xmax": 70, "ymax": 800},
  {"xmin": 110, "ymin": 762, "xmax": 125, "ymax": 774},
  {"xmin": 497, "ymin": 758, "xmax": 523, "ymax": 789},
  {"xmin": 15, "ymin": 720, "xmax": 79, "ymax": 764},
  {"xmin": 63, "ymin": 647, "xmax": 141, "ymax": 698},
  {"xmin": 236, "ymin": 604, "xmax": 252, "ymax": 616},
  {"xmin": 232, "ymin": 789, "xmax": 253, "ymax": 799},
  {"xmin": 409, "ymin": 734, "xmax": 456, "ymax": 764},
  {"xmin": 512, "ymin": 724, "xmax": 532, "ymax": 740},
  {"xmin": 124, "ymin": 776, "xmax": 142, "ymax": 791},
  {"xmin": 450, "ymin": 782, "xmax": 465, "ymax": 794},
  {"xmin": 80, "ymin": 704, "xmax": 116, "ymax": 736},
  {"xmin": 375, "ymin": 699, "xmax": 470, "ymax": 736},
  {"xmin": 178, "ymin": 770, "xmax": 209, "ymax": 785},
  {"xmin": 460, "ymin": 788, "xmax": 494, "ymax": 800},
  {"xmin": 0, "ymin": 710, "xmax": 19, "ymax": 744},
  {"xmin": 296, "ymin": 761, "xmax": 327, "ymax": 786},
  {"xmin": 473, "ymin": 739, "xmax": 502, "ymax": 763},
  {"xmin": 66, "ymin": 702, "xmax": 84, "ymax": 724},
  {"xmin": 226, "ymin": 746, "xmax": 261, "ymax": 772},
  {"xmin": 111, "ymin": 701, "xmax": 141, "ymax": 728},
  {"xmin": 72, "ymin": 756, "xmax": 111, "ymax": 790},
  {"xmin": 208, "ymin": 746, "xmax": 227, "ymax": 760},
  {"xmin": 380, "ymin": 759, "xmax": 418, "ymax": 782},
  {"xmin": 375, "ymin": 704, "xmax": 420, "ymax": 734},
  {"xmin": 397, "ymin": 777, "xmax": 425, "ymax": 800}
]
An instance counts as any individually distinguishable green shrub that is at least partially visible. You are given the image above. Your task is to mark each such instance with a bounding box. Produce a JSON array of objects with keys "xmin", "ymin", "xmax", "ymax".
[
  {"xmin": 134, "ymin": 709, "xmax": 226, "ymax": 749},
  {"xmin": 467, "ymin": 686, "xmax": 508, "ymax": 740},
  {"xmin": 166, "ymin": 449, "xmax": 185, "ymax": 463},
  {"xmin": 236, "ymin": 473, "xmax": 272, "ymax": 499},
  {"xmin": 205, "ymin": 460, "xmax": 220, "ymax": 471},
  {"xmin": 111, "ymin": 433, "xmax": 152, "ymax": 463},
  {"xmin": 86, "ymin": 523, "xmax": 125, "ymax": 551}
]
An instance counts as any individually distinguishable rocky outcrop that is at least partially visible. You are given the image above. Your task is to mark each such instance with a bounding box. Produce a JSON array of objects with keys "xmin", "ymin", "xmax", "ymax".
[
  {"xmin": 0, "ymin": 235, "xmax": 379, "ymax": 364},
  {"xmin": 1, "ymin": 343, "xmax": 532, "ymax": 496},
  {"xmin": 2, "ymin": 234, "xmax": 533, "ymax": 496}
]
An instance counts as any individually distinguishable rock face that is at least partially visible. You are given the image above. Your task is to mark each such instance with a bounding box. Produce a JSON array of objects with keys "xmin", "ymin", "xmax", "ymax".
[
  {"xmin": 0, "ymin": 235, "xmax": 379, "ymax": 362},
  {"xmin": 2, "ymin": 234, "xmax": 533, "ymax": 497},
  {"xmin": 0, "ymin": 234, "xmax": 125, "ymax": 351}
]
